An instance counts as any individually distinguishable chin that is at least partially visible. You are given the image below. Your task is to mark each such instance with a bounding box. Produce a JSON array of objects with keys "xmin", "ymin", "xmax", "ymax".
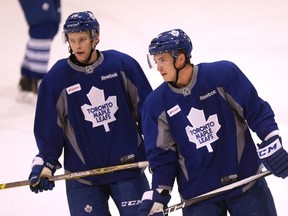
[
  {"xmin": 77, "ymin": 58, "xmax": 87, "ymax": 63},
  {"xmin": 164, "ymin": 78, "xmax": 172, "ymax": 82}
]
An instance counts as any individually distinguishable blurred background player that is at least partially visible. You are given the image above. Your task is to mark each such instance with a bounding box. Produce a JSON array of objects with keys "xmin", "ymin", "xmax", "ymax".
[
  {"xmin": 18, "ymin": 0, "xmax": 61, "ymax": 102},
  {"xmin": 28, "ymin": 11, "xmax": 152, "ymax": 215}
]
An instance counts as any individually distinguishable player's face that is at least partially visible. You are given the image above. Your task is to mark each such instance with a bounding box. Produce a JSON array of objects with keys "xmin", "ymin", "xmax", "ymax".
[
  {"xmin": 67, "ymin": 31, "xmax": 97, "ymax": 64},
  {"xmin": 153, "ymin": 53, "xmax": 176, "ymax": 82}
]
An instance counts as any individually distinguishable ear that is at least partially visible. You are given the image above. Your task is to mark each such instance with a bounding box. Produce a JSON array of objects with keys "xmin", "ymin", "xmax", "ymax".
[
  {"xmin": 93, "ymin": 33, "xmax": 100, "ymax": 46},
  {"xmin": 175, "ymin": 53, "xmax": 186, "ymax": 66}
]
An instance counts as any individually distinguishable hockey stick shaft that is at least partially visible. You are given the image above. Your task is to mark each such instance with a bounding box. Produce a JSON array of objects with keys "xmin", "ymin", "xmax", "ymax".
[
  {"xmin": 164, "ymin": 170, "xmax": 271, "ymax": 214},
  {"xmin": 0, "ymin": 161, "xmax": 148, "ymax": 190}
]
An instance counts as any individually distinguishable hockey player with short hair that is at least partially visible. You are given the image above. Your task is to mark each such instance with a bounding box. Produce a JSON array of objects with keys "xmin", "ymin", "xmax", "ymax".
[
  {"xmin": 18, "ymin": 0, "xmax": 61, "ymax": 101},
  {"xmin": 28, "ymin": 11, "xmax": 152, "ymax": 215},
  {"xmin": 139, "ymin": 29, "xmax": 288, "ymax": 215}
]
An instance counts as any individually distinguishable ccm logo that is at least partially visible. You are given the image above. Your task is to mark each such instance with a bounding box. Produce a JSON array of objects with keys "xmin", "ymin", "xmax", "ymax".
[
  {"xmin": 121, "ymin": 200, "xmax": 141, "ymax": 207},
  {"xmin": 258, "ymin": 139, "xmax": 281, "ymax": 159}
]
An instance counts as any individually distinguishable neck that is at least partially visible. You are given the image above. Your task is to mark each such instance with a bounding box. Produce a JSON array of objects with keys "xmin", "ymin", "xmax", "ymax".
[
  {"xmin": 70, "ymin": 49, "xmax": 98, "ymax": 66},
  {"xmin": 174, "ymin": 64, "xmax": 193, "ymax": 88}
]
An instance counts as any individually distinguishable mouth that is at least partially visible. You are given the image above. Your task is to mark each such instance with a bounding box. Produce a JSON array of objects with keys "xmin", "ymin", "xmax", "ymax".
[{"xmin": 76, "ymin": 52, "xmax": 85, "ymax": 55}]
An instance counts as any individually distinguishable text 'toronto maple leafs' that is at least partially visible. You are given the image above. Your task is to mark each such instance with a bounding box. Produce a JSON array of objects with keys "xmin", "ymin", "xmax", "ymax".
[
  {"xmin": 185, "ymin": 107, "xmax": 221, "ymax": 152},
  {"xmin": 81, "ymin": 86, "xmax": 118, "ymax": 132}
]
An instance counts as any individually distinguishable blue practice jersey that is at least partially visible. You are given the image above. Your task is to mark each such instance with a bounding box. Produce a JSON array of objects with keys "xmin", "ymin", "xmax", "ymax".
[
  {"xmin": 34, "ymin": 50, "xmax": 152, "ymax": 185},
  {"xmin": 142, "ymin": 60, "xmax": 278, "ymax": 201}
]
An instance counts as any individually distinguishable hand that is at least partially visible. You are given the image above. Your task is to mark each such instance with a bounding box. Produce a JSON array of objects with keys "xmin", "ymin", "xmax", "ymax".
[
  {"xmin": 139, "ymin": 189, "xmax": 171, "ymax": 216},
  {"xmin": 28, "ymin": 155, "xmax": 61, "ymax": 193},
  {"xmin": 257, "ymin": 135, "xmax": 288, "ymax": 178}
]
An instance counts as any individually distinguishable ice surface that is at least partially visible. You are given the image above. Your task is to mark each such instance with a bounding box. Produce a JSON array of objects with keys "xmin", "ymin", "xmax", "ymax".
[{"xmin": 0, "ymin": 0, "xmax": 287, "ymax": 215}]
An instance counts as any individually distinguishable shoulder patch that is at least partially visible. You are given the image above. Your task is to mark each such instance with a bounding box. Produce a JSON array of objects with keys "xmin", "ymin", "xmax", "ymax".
[
  {"xmin": 167, "ymin": 105, "xmax": 181, "ymax": 117},
  {"xmin": 66, "ymin": 84, "xmax": 81, "ymax": 95}
]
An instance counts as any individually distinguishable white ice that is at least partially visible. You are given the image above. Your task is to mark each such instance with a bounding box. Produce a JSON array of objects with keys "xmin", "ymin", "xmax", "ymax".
[{"xmin": 0, "ymin": 0, "xmax": 288, "ymax": 215}]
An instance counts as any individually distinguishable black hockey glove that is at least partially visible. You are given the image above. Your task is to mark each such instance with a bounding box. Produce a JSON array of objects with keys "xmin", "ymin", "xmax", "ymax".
[
  {"xmin": 139, "ymin": 189, "xmax": 171, "ymax": 216},
  {"xmin": 28, "ymin": 155, "xmax": 61, "ymax": 193},
  {"xmin": 257, "ymin": 135, "xmax": 288, "ymax": 178}
]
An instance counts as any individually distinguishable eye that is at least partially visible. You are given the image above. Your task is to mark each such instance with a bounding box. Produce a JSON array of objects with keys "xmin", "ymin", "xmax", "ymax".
[
  {"xmin": 68, "ymin": 38, "xmax": 76, "ymax": 44},
  {"xmin": 79, "ymin": 38, "xmax": 87, "ymax": 43},
  {"xmin": 157, "ymin": 58, "xmax": 167, "ymax": 64}
]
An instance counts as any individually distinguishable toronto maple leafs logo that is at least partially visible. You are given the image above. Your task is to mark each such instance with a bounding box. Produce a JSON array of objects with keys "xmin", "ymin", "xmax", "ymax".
[
  {"xmin": 81, "ymin": 86, "xmax": 118, "ymax": 132},
  {"xmin": 84, "ymin": 204, "xmax": 93, "ymax": 213},
  {"xmin": 185, "ymin": 108, "xmax": 221, "ymax": 152}
]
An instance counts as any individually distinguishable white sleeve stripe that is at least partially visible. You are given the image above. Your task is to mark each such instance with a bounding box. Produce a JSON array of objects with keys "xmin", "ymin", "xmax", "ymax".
[{"xmin": 264, "ymin": 130, "xmax": 279, "ymax": 141}]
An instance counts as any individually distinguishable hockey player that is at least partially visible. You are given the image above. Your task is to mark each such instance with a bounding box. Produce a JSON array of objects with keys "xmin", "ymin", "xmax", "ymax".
[
  {"xmin": 139, "ymin": 29, "xmax": 288, "ymax": 215},
  {"xmin": 18, "ymin": 0, "xmax": 61, "ymax": 101},
  {"xmin": 28, "ymin": 11, "xmax": 152, "ymax": 215}
]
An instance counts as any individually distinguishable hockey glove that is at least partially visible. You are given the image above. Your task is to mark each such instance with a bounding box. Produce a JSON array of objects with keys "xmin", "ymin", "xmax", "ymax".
[
  {"xmin": 139, "ymin": 189, "xmax": 171, "ymax": 216},
  {"xmin": 28, "ymin": 155, "xmax": 61, "ymax": 193},
  {"xmin": 257, "ymin": 135, "xmax": 288, "ymax": 178}
]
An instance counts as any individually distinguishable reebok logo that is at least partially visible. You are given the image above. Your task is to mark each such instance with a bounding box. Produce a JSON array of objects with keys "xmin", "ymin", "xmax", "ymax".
[
  {"xmin": 101, "ymin": 73, "xmax": 118, "ymax": 80},
  {"xmin": 199, "ymin": 90, "xmax": 217, "ymax": 101}
]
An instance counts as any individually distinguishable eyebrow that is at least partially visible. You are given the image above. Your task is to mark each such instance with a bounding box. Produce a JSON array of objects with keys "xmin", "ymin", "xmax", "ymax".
[
  {"xmin": 68, "ymin": 35, "xmax": 89, "ymax": 40},
  {"xmin": 155, "ymin": 55, "xmax": 165, "ymax": 61}
]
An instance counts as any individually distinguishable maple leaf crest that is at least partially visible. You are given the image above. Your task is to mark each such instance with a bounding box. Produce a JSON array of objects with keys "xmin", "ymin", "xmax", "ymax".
[
  {"xmin": 81, "ymin": 86, "xmax": 118, "ymax": 132},
  {"xmin": 185, "ymin": 108, "xmax": 221, "ymax": 152}
]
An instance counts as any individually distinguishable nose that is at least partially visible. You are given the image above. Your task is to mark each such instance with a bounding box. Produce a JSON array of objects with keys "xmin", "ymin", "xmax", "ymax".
[
  {"xmin": 76, "ymin": 40, "xmax": 82, "ymax": 46},
  {"xmin": 157, "ymin": 64, "xmax": 162, "ymax": 72},
  {"xmin": 75, "ymin": 42, "xmax": 83, "ymax": 50}
]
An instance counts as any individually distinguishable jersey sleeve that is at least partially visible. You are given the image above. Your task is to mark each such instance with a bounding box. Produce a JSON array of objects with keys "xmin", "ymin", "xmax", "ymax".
[
  {"xmin": 141, "ymin": 89, "xmax": 178, "ymax": 190},
  {"xmin": 212, "ymin": 61, "xmax": 278, "ymax": 140},
  {"xmin": 118, "ymin": 53, "xmax": 153, "ymax": 134},
  {"xmin": 33, "ymin": 63, "xmax": 65, "ymax": 162}
]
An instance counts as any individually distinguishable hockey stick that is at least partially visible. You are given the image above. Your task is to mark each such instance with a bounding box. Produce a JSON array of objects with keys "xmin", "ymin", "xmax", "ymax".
[
  {"xmin": 163, "ymin": 170, "xmax": 271, "ymax": 214},
  {"xmin": 0, "ymin": 161, "xmax": 149, "ymax": 190}
]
